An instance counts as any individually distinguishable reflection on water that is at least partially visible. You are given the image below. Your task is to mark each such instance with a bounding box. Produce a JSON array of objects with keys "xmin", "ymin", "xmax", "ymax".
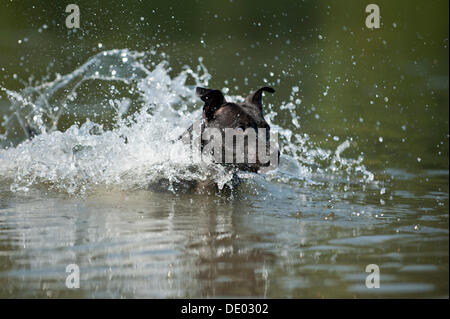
[{"xmin": 0, "ymin": 168, "xmax": 447, "ymax": 298}]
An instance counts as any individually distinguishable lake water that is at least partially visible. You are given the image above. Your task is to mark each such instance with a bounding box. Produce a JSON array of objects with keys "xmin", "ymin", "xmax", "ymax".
[{"xmin": 0, "ymin": 0, "xmax": 448, "ymax": 298}]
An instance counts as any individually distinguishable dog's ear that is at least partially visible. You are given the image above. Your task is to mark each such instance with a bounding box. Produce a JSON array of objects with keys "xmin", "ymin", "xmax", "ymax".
[
  {"xmin": 245, "ymin": 87, "xmax": 275, "ymax": 111},
  {"xmin": 196, "ymin": 87, "xmax": 226, "ymax": 121}
]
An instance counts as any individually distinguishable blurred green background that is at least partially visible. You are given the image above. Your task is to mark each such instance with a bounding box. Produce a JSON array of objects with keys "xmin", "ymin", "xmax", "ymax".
[{"xmin": 0, "ymin": 0, "xmax": 448, "ymax": 172}]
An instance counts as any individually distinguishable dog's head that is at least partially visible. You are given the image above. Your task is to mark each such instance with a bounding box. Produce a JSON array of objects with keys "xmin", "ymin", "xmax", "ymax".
[
  {"xmin": 196, "ymin": 86, "xmax": 278, "ymax": 172},
  {"xmin": 196, "ymin": 86, "xmax": 274, "ymax": 131}
]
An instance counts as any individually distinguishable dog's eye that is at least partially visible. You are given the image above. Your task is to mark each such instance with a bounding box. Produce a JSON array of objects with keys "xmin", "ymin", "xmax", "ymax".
[{"xmin": 236, "ymin": 126, "xmax": 245, "ymax": 133}]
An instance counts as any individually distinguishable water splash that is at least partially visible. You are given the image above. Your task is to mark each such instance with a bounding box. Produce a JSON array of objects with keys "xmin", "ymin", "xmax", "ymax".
[{"xmin": 0, "ymin": 49, "xmax": 376, "ymax": 195}]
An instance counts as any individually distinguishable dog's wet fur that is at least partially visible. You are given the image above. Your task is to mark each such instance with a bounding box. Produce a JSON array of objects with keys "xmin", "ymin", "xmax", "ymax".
[
  {"xmin": 170, "ymin": 86, "xmax": 277, "ymax": 194},
  {"xmin": 196, "ymin": 86, "xmax": 275, "ymax": 171}
]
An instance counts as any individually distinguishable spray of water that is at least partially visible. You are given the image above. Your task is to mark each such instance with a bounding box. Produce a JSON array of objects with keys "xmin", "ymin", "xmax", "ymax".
[{"xmin": 0, "ymin": 49, "xmax": 375, "ymax": 195}]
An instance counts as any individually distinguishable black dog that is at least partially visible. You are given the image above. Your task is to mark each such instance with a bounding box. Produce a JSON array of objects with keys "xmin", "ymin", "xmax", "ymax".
[{"xmin": 170, "ymin": 86, "xmax": 279, "ymax": 193}]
